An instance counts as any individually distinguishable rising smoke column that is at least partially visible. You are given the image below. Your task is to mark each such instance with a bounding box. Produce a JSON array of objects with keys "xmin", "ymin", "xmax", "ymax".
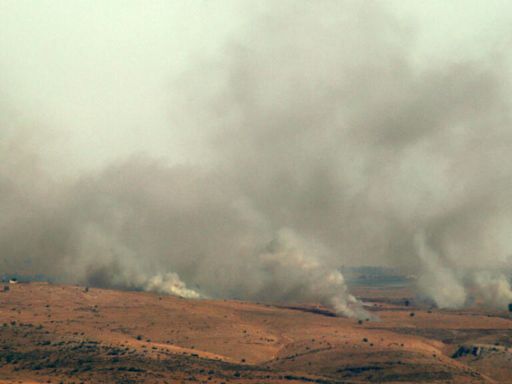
[{"xmin": 257, "ymin": 229, "xmax": 367, "ymax": 318}]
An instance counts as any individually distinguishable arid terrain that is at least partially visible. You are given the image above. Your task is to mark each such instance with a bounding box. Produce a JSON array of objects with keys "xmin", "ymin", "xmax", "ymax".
[{"xmin": 0, "ymin": 282, "xmax": 511, "ymax": 384}]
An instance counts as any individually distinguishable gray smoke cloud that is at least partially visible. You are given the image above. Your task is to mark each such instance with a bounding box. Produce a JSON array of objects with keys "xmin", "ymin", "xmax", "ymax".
[{"xmin": 1, "ymin": 2, "xmax": 512, "ymax": 314}]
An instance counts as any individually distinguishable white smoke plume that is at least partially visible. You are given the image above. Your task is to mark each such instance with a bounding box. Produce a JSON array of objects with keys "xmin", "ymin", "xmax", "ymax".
[
  {"xmin": 144, "ymin": 273, "xmax": 201, "ymax": 299},
  {"xmin": 469, "ymin": 272, "xmax": 512, "ymax": 309},
  {"xmin": 415, "ymin": 232, "xmax": 512, "ymax": 309},
  {"xmin": 1, "ymin": 1, "xmax": 512, "ymax": 313},
  {"xmin": 258, "ymin": 229, "xmax": 367, "ymax": 318},
  {"xmin": 81, "ymin": 258, "xmax": 200, "ymax": 298},
  {"xmin": 415, "ymin": 232, "xmax": 467, "ymax": 308}
]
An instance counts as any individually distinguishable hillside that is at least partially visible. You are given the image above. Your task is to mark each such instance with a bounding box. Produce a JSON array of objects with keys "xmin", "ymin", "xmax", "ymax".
[{"xmin": 0, "ymin": 282, "xmax": 511, "ymax": 383}]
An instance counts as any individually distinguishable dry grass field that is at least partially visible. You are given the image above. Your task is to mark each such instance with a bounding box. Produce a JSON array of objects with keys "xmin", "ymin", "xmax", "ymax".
[{"xmin": 0, "ymin": 282, "xmax": 510, "ymax": 383}]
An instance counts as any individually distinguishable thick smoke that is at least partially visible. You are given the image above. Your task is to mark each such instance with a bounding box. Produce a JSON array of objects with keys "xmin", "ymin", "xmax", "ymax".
[{"xmin": 1, "ymin": 2, "xmax": 512, "ymax": 313}]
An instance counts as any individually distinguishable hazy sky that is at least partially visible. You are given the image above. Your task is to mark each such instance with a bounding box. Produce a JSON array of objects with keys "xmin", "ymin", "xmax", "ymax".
[{"xmin": 1, "ymin": 1, "xmax": 511, "ymax": 173}]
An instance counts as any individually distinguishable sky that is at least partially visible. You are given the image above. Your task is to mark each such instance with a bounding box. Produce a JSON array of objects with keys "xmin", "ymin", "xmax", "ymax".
[
  {"xmin": 1, "ymin": 1, "xmax": 240, "ymax": 171},
  {"xmin": 1, "ymin": 1, "xmax": 511, "ymax": 173}
]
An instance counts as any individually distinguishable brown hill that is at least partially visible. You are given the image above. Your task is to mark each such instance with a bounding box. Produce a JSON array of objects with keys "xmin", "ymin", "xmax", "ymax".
[{"xmin": 0, "ymin": 282, "xmax": 511, "ymax": 383}]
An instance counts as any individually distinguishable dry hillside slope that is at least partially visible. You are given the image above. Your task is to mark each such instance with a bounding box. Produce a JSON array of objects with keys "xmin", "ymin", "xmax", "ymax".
[{"xmin": 0, "ymin": 283, "xmax": 511, "ymax": 383}]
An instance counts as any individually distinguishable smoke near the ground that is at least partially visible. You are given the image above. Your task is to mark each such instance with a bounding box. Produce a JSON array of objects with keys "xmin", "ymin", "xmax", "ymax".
[
  {"xmin": 258, "ymin": 229, "xmax": 367, "ymax": 318},
  {"xmin": 1, "ymin": 2, "xmax": 512, "ymax": 313}
]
